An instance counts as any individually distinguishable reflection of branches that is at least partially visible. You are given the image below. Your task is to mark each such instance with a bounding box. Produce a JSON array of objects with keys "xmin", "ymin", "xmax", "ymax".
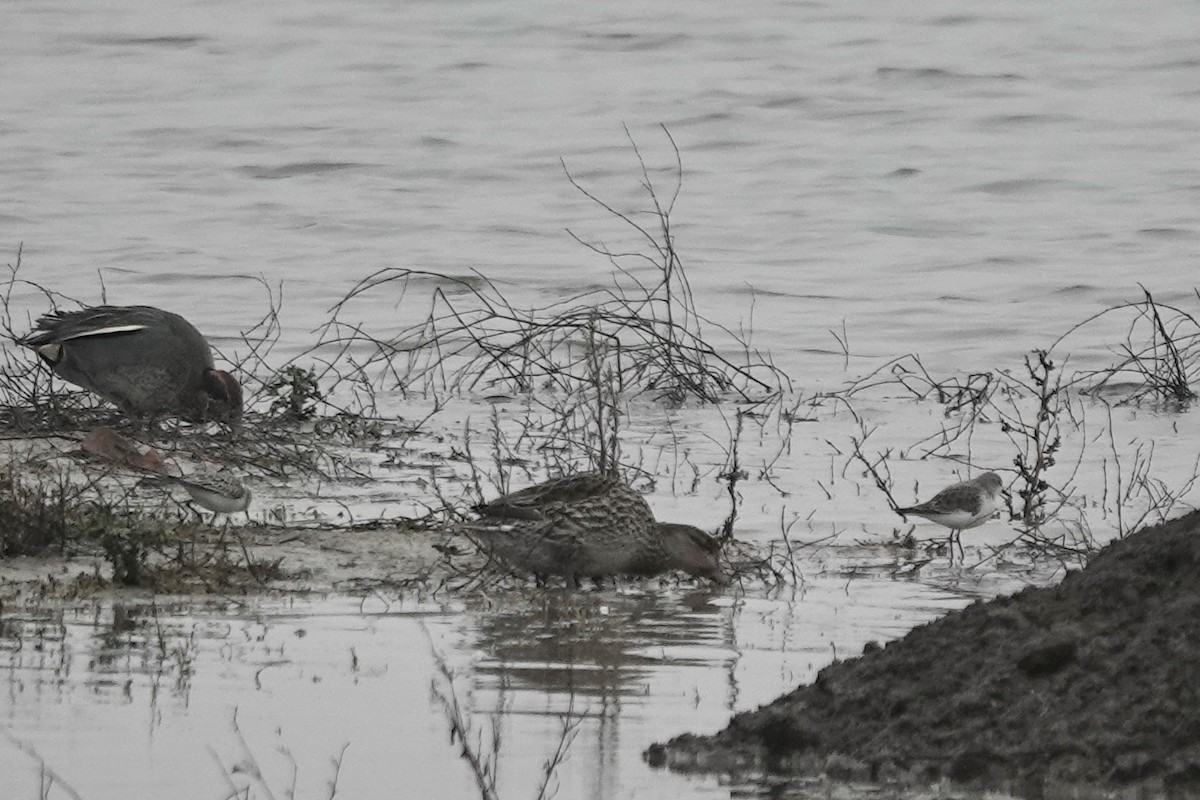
[
  {"xmin": 534, "ymin": 696, "xmax": 583, "ymax": 800},
  {"xmin": 971, "ymin": 516, "xmax": 1091, "ymax": 571},
  {"xmin": 430, "ymin": 644, "xmax": 502, "ymax": 800},
  {"xmin": 427, "ymin": 626, "xmax": 583, "ymax": 800},
  {"xmin": 2, "ymin": 727, "xmax": 86, "ymax": 800},
  {"xmin": 208, "ymin": 707, "xmax": 349, "ymax": 800}
]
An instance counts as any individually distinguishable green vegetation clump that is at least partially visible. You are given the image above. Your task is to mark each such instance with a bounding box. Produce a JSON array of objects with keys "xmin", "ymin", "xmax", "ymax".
[
  {"xmin": 265, "ymin": 365, "xmax": 325, "ymax": 420},
  {"xmin": 0, "ymin": 465, "xmax": 93, "ymax": 558}
]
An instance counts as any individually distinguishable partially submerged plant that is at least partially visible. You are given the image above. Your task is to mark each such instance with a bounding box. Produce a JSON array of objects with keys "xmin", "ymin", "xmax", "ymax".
[
  {"xmin": 1100, "ymin": 403, "xmax": 1200, "ymax": 540},
  {"xmin": 997, "ymin": 350, "xmax": 1072, "ymax": 530},
  {"xmin": 1057, "ymin": 285, "xmax": 1200, "ymax": 406},
  {"xmin": 844, "ymin": 352, "xmax": 994, "ymax": 414},
  {"xmin": 308, "ymin": 129, "xmax": 788, "ymax": 407},
  {"xmin": 0, "ymin": 463, "xmax": 92, "ymax": 557},
  {"xmin": 264, "ymin": 364, "xmax": 325, "ymax": 420},
  {"xmin": 3, "ymin": 151, "xmax": 1199, "ymax": 585},
  {"xmin": 0, "ymin": 460, "xmax": 163, "ymax": 586},
  {"xmin": 95, "ymin": 512, "xmax": 166, "ymax": 587}
]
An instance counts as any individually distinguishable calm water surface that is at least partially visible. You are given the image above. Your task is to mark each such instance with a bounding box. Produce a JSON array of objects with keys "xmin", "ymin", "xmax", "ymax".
[
  {"xmin": 0, "ymin": 581, "xmax": 988, "ymax": 800},
  {"xmin": 3, "ymin": 0, "xmax": 1200, "ymax": 797}
]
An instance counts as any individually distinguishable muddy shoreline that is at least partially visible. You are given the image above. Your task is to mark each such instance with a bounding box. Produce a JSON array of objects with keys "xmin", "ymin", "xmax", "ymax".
[
  {"xmin": 647, "ymin": 511, "xmax": 1200, "ymax": 798},
  {"xmin": 7, "ymin": 512, "xmax": 1200, "ymax": 799},
  {"xmin": 0, "ymin": 523, "xmax": 456, "ymax": 602}
]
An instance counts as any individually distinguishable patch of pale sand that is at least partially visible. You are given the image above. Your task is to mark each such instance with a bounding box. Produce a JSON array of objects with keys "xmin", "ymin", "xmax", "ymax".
[
  {"xmin": 244, "ymin": 526, "xmax": 460, "ymax": 592},
  {"xmin": 0, "ymin": 553, "xmax": 110, "ymax": 600},
  {"xmin": 0, "ymin": 526, "xmax": 468, "ymax": 602}
]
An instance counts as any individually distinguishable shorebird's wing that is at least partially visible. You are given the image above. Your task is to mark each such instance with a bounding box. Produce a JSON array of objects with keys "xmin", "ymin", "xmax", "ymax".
[
  {"xmin": 176, "ymin": 475, "xmax": 246, "ymax": 498},
  {"xmin": 908, "ymin": 480, "xmax": 983, "ymax": 516}
]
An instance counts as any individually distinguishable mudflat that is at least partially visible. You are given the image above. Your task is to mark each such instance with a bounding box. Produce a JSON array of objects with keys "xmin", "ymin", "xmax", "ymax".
[{"xmin": 648, "ymin": 511, "xmax": 1200, "ymax": 797}]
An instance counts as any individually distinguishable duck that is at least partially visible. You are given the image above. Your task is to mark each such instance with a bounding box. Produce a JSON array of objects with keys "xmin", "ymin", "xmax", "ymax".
[
  {"xmin": 21, "ymin": 305, "xmax": 242, "ymax": 424},
  {"xmin": 466, "ymin": 472, "xmax": 727, "ymax": 585}
]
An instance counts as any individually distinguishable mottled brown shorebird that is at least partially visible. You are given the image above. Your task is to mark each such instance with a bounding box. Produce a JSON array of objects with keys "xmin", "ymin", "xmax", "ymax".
[
  {"xmin": 22, "ymin": 305, "xmax": 242, "ymax": 424},
  {"xmin": 467, "ymin": 472, "xmax": 726, "ymax": 586},
  {"xmin": 896, "ymin": 471, "xmax": 1004, "ymax": 559}
]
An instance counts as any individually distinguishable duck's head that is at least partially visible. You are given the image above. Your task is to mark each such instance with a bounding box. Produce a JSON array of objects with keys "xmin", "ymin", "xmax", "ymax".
[
  {"xmin": 198, "ymin": 368, "xmax": 243, "ymax": 424},
  {"xmin": 656, "ymin": 523, "xmax": 728, "ymax": 585}
]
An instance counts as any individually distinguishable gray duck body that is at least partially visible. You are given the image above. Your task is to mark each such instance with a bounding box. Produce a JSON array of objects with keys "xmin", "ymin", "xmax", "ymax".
[
  {"xmin": 468, "ymin": 472, "xmax": 725, "ymax": 584},
  {"xmin": 22, "ymin": 305, "xmax": 241, "ymax": 423}
]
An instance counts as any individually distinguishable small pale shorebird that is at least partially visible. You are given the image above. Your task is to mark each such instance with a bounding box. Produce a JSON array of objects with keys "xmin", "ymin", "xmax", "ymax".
[
  {"xmin": 147, "ymin": 469, "xmax": 252, "ymax": 524},
  {"xmin": 465, "ymin": 472, "xmax": 727, "ymax": 586},
  {"xmin": 21, "ymin": 305, "xmax": 242, "ymax": 424},
  {"xmin": 896, "ymin": 472, "xmax": 1004, "ymax": 560}
]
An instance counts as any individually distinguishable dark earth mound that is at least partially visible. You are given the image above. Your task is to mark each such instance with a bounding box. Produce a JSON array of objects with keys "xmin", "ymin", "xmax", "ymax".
[{"xmin": 647, "ymin": 511, "xmax": 1200, "ymax": 798}]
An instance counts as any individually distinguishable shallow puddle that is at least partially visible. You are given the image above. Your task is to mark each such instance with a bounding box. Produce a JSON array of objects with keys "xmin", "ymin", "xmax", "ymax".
[{"xmin": 1, "ymin": 566, "xmax": 1009, "ymax": 800}]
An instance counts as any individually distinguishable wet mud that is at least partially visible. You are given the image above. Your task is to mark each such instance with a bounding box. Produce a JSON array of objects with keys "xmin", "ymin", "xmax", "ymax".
[
  {"xmin": 648, "ymin": 511, "xmax": 1200, "ymax": 798},
  {"xmin": 0, "ymin": 524, "xmax": 452, "ymax": 601}
]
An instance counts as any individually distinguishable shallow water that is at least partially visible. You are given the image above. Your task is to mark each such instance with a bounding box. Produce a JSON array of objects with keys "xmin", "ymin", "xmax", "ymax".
[
  {"xmin": 3, "ymin": 0, "xmax": 1200, "ymax": 797},
  {"xmin": 5, "ymin": 0, "xmax": 1200, "ymax": 376},
  {"xmin": 0, "ymin": 579, "xmax": 986, "ymax": 800}
]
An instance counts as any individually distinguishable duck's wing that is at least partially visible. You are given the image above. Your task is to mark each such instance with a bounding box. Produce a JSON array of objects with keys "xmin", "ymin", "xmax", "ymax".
[
  {"xmin": 462, "ymin": 513, "xmax": 587, "ymax": 578},
  {"xmin": 474, "ymin": 473, "xmax": 622, "ymax": 521},
  {"xmin": 22, "ymin": 306, "xmax": 162, "ymax": 346}
]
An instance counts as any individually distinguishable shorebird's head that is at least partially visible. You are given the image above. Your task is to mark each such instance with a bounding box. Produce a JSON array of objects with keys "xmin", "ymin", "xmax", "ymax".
[
  {"xmin": 977, "ymin": 471, "xmax": 1004, "ymax": 496},
  {"xmin": 656, "ymin": 523, "xmax": 728, "ymax": 585}
]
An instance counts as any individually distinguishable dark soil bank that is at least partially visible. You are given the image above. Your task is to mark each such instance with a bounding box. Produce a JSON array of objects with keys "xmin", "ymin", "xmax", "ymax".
[{"xmin": 647, "ymin": 511, "xmax": 1200, "ymax": 798}]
